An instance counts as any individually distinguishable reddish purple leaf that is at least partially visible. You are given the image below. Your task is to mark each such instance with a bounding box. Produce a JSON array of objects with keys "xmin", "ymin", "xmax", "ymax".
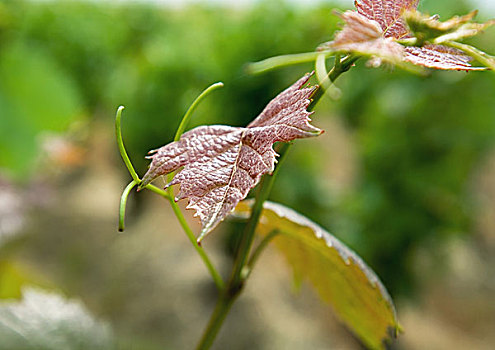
[
  {"xmin": 355, "ymin": 0, "xmax": 419, "ymax": 39},
  {"xmin": 349, "ymin": 1, "xmax": 486, "ymax": 70},
  {"xmin": 140, "ymin": 74, "xmax": 322, "ymax": 241},
  {"xmin": 324, "ymin": 11, "xmax": 404, "ymax": 65},
  {"xmin": 404, "ymin": 45, "xmax": 486, "ymax": 71}
]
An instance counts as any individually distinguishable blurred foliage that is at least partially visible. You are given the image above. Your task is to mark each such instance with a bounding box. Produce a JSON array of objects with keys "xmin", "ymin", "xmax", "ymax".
[
  {"xmin": 0, "ymin": 288, "xmax": 115, "ymax": 350},
  {"xmin": 234, "ymin": 200, "xmax": 399, "ymax": 350},
  {"xmin": 0, "ymin": 0, "xmax": 494, "ymax": 306}
]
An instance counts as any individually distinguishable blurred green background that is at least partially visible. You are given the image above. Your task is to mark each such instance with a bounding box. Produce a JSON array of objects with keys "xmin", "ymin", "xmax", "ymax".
[{"xmin": 0, "ymin": 0, "xmax": 494, "ymax": 349}]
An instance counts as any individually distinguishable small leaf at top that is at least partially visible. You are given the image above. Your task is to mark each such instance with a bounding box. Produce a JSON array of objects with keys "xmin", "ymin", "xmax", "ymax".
[
  {"xmin": 140, "ymin": 74, "xmax": 322, "ymax": 241},
  {"xmin": 232, "ymin": 200, "xmax": 399, "ymax": 350},
  {"xmin": 320, "ymin": 11, "xmax": 405, "ymax": 67},
  {"xmin": 355, "ymin": 0, "xmax": 419, "ymax": 39}
]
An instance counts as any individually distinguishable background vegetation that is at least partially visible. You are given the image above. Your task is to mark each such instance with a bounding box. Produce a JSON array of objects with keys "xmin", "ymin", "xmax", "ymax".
[{"xmin": 0, "ymin": 0, "xmax": 494, "ymax": 348}]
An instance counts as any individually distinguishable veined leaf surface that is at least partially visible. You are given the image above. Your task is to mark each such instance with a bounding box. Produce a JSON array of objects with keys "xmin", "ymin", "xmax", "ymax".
[
  {"xmin": 404, "ymin": 44, "xmax": 486, "ymax": 71},
  {"xmin": 336, "ymin": 1, "xmax": 490, "ymax": 70},
  {"xmin": 233, "ymin": 200, "xmax": 398, "ymax": 350},
  {"xmin": 327, "ymin": 11, "xmax": 405, "ymax": 65},
  {"xmin": 355, "ymin": 0, "xmax": 419, "ymax": 39},
  {"xmin": 140, "ymin": 74, "xmax": 322, "ymax": 241}
]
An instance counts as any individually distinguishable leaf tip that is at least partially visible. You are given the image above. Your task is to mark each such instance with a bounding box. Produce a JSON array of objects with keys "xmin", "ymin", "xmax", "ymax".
[{"xmin": 197, "ymin": 231, "xmax": 207, "ymax": 245}]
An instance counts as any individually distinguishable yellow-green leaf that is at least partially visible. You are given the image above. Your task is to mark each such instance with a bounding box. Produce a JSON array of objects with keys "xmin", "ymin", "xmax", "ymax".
[
  {"xmin": 234, "ymin": 200, "xmax": 399, "ymax": 350},
  {"xmin": 404, "ymin": 10, "xmax": 495, "ymax": 45}
]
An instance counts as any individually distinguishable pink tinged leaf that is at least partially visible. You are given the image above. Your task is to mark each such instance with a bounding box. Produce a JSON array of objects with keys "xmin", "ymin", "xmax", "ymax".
[
  {"xmin": 329, "ymin": 11, "xmax": 404, "ymax": 65},
  {"xmin": 333, "ymin": 11, "xmax": 385, "ymax": 45},
  {"xmin": 404, "ymin": 44, "xmax": 487, "ymax": 70},
  {"xmin": 355, "ymin": 0, "xmax": 419, "ymax": 38},
  {"xmin": 140, "ymin": 73, "xmax": 322, "ymax": 241}
]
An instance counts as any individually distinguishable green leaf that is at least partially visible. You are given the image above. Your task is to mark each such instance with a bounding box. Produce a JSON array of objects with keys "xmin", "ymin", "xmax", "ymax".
[
  {"xmin": 0, "ymin": 288, "xmax": 115, "ymax": 350},
  {"xmin": 404, "ymin": 10, "xmax": 494, "ymax": 45},
  {"xmin": 233, "ymin": 200, "xmax": 399, "ymax": 350},
  {"xmin": 0, "ymin": 43, "xmax": 83, "ymax": 177}
]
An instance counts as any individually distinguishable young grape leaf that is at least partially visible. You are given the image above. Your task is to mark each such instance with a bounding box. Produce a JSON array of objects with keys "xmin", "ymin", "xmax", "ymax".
[
  {"xmin": 329, "ymin": 1, "xmax": 490, "ymax": 71},
  {"xmin": 404, "ymin": 44, "xmax": 486, "ymax": 71},
  {"xmin": 0, "ymin": 288, "xmax": 115, "ymax": 350},
  {"xmin": 401, "ymin": 10, "xmax": 494, "ymax": 70},
  {"xmin": 405, "ymin": 10, "xmax": 495, "ymax": 44},
  {"xmin": 322, "ymin": 11, "xmax": 405, "ymax": 64},
  {"xmin": 139, "ymin": 74, "xmax": 322, "ymax": 242},
  {"xmin": 232, "ymin": 200, "xmax": 398, "ymax": 350},
  {"xmin": 355, "ymin": 0, "xmax": 419, "ymax": 39}
]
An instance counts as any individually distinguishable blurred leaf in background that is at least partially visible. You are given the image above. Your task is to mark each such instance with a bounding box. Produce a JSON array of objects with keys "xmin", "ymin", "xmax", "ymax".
[
  {"xmin": 0, "ymin": 288, "xmax": 115, "ymax": 350},
  {"xmin": 0, "ymin": 42, "xmax": 83, "ymax": 177}
]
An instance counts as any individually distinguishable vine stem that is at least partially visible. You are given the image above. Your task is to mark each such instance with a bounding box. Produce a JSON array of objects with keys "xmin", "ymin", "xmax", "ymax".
[
  {"xmin": 196, "ymin": 143, "xmax": 291, "ymax": 350},
  {"xmin": 115, "ymin": 106, "xmax": 140, "ymax": 183},
  {"xmin": 444, "ymin": 41, "xmax": 495, "ymax": 71},
  {"xmin": 118, "ymin": 180, "xmax": 138, "ymax": 232},
  {"xmin": 115, "ymin": 100, "xmax": 224, "ymax": 291},
  {"xmin": 166, "ymin": 82, "xmax": 226, "ymax": 290},
  {"xmin": 174, "ymin": 82, "xmax": 224, "ymax": 142},
  {"xmin": 167, "ymin": 195, "xmax": 225, "ymax": 290},
  {"xmin": 244, "ymin": 229, "xmax": 280, "ymax": 279},
  {"xmin": 247, "ymin": 50, "xmax": 334, "ymax": 75},
  {"xmin": 119, "ymin": 180, "xmax": 173, "ymax": 232},
  {"xmin": 196, "ymin": 54, "xmax": 357, "ymax": 350}
]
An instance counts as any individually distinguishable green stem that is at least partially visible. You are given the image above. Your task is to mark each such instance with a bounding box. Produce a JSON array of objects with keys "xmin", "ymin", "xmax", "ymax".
[
  {"xmin": 115, "ymin": 105, "xmax": 224, "ymax": 290},
  {"xmin": 120, "ymin": 181, "xmax": 173, "ymax": 230},
  {"xmin": 174, "ymin": 82, "xmax": 224, "ymax": 142},
  {"xmin": 167, "ymin": 196, "xmax": 225, "ymax": 290},
  {"xmin": 315, "ymin": 53, "xmax": 331, "ymax": 87},
  {"xmin": 168, "ymin": 82, "xmax": 227, "ymax": 290},
  {"xmin": 119, "ymin": 180, "xmax": 138, "ymax": 232},
  {"xmin": 196, "ymin": 53, "xmax": 359, "ymax": 350},
  {"xmin": 196, "ymin": 293, "xmax": 236, "ymax": 350},
  {"xmin": 169, "ymin": 81, "xmax": 223, "ymax": 184},
  {"xmin": 315, "ymin": 54, "xmax": 342, "ymax": 101},
  {"xmin": 230, "ymin": 142, "xmax": 291, "ymax": 286},
  {"xmin": 309, "ymin": 55, "xmax": 359, "ymax": 110},
  {"xmin": 195, "ymin": 143, "xmax": 291, "ymax": 350},
  {"xmin": 143, "ymin": 183, "xmax": 173, "ymax": 200},
  {"xmin": 244, "ymin": 229, "xmax": 280, "ymax": 279},
  {"xmin": 246, "ymin": 50, "xmax": 334, "ymax": 75},
  {"xmin": 115, "ymin": 106, "xmax": 140, "ymax": 183},
  {"xmin": 329, "ymin": 55, "xmax": 360, "ymax": 81},
  {"xmin": 444, "ymin": 41, "xmax": 495, "ymax": 71},
  {"xmin": 396, "ymin": 37, "xmax": 418, "ymax": 46}
]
